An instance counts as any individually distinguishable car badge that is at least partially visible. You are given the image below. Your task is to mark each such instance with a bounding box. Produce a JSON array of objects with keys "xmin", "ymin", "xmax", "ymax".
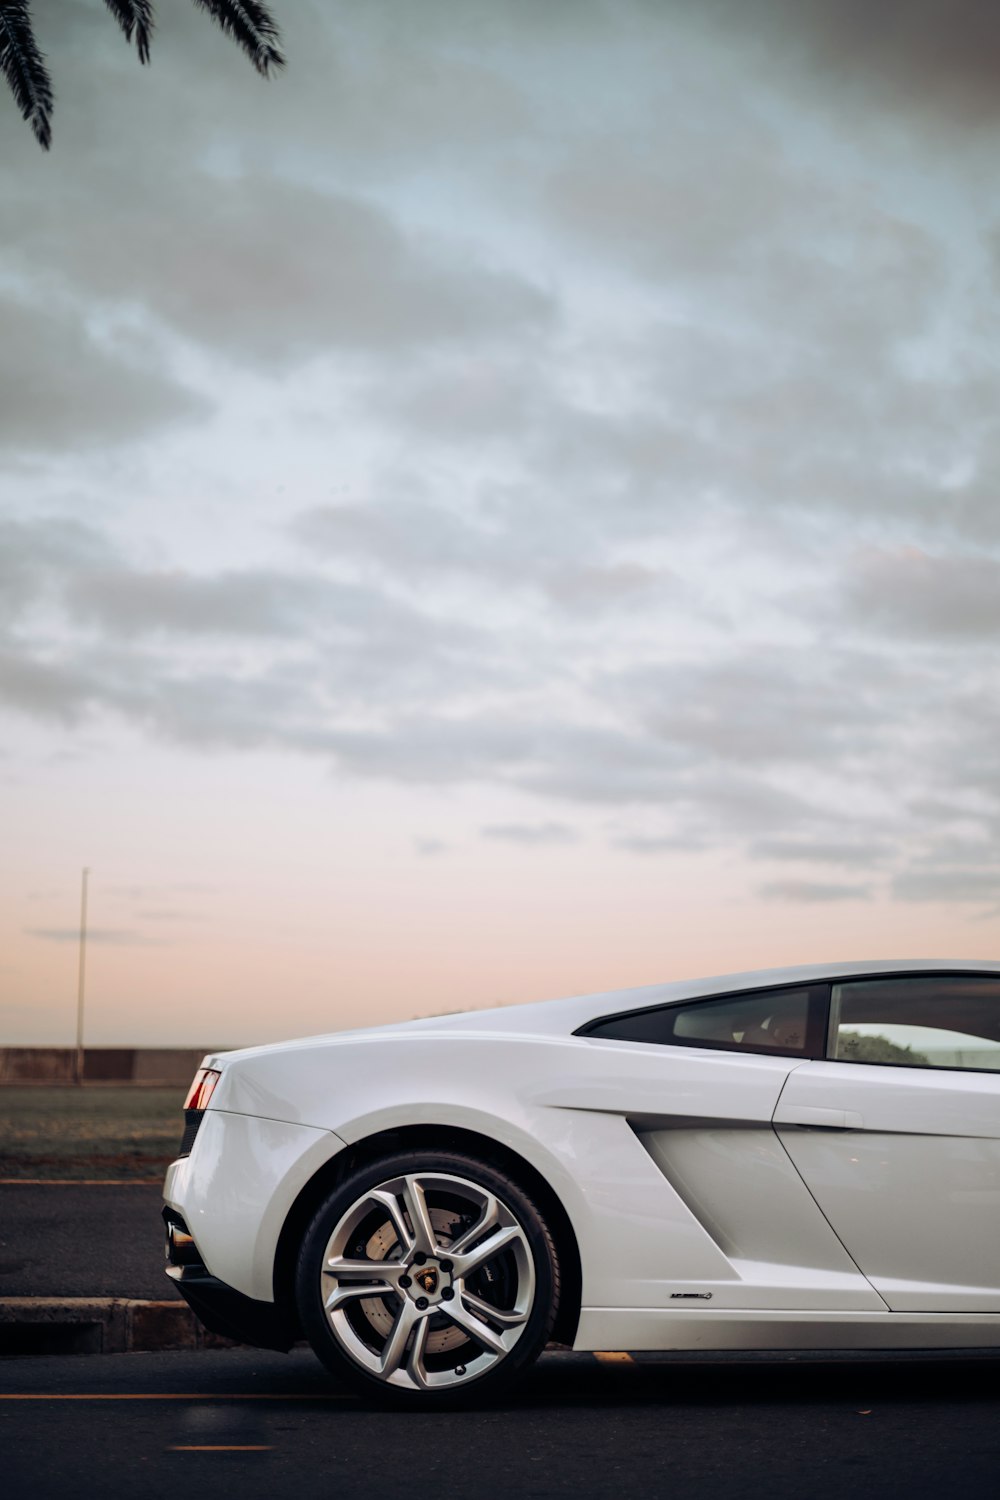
[{"xmin": 417, "ymin": 1268, "xmax": 439, "ymax": 1294}]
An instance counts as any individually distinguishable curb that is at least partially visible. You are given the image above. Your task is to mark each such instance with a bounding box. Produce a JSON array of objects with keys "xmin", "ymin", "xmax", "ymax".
[
  {"xmin": 0, "ymin": 1299, "xmax": 239, "ymax": 1357},
  {"xmin": 1, "ymin": 1301, "xmax": 575, "ymax": 1362}
]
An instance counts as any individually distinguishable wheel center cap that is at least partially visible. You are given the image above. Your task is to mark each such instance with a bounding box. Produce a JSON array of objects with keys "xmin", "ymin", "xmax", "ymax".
[{"xmin": 405, "ymin": 1257, "xmax": 453, "ymax": 1305}]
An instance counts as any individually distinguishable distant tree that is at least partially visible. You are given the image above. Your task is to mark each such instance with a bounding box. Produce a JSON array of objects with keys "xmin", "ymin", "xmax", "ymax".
[
  {"xmin": 0, "ymin": 0, "xmax": 284, "ymax": 150},
  {"xmin": 837, "ymin": 1031, "xmax": 930, "ymax": 1066}
]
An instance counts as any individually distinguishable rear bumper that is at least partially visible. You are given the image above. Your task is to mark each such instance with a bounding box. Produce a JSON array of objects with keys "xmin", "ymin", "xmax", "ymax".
[
  {"xmin": 163, "ymin": 1208, "xmax": 295, "ymax": 1352},
  {"xmin": 167, "ymin": 1266, "xmax": 295, "ymax": 1351},
  {"xmin": 162, "ymin": 1110, "xmax": 343, "ymax": 1303}
]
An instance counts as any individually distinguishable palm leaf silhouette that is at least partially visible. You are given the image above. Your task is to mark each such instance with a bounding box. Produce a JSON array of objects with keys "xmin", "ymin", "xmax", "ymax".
[
  {"xmin": 0, "ymin": 0, "xmax": 53, "ymax": 149},
  {"xmin": 103, "ymin": 0, "xmax": 155, "ymax": 66},
  {"xmin": 190, "ymin": 0, "xmax": 284, "ymax": 76},
  {"xmin": 2, "ymin": 0, "xmax": 284, "ymax": 148}
]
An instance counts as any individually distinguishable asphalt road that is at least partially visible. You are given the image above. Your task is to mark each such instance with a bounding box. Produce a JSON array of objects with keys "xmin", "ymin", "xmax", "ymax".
[
  {"xmin": 3, "ymin": 1346, "xmax": 1000, "ymax": 1500},
  {"xmin": 4, "ymin": 1185, "xmax": 1000, "ymax": 1498},
  {"xmin": 0, "ymin": 1184, "xmax": 177, "ymax": 1300}
]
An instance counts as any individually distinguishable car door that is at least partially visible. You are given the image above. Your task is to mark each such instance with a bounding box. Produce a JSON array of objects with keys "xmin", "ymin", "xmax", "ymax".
[
  {"xmin": 578, "ymin": 982, "xmax": 885, "ymax": 1311},
  {"xmin": 773, "ymin": 971, "xmax": 1000, "ymax": 1313}
]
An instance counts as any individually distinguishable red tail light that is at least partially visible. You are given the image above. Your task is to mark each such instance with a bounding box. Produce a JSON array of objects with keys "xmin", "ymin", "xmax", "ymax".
[{"xmin": 184, "ymin": 1067, "xmax": 221, "ymax": 1111}]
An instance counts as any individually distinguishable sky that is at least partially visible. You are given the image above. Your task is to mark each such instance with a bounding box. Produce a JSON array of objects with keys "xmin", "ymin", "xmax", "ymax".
[{"xmin": 2, "ymin": 0, "xmax": 999, "ymax": 1047}]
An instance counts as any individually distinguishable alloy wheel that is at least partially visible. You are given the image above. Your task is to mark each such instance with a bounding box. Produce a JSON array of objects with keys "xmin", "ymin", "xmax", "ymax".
[{"xmin": 316, "ymin": 1170, "xmax": 536, "ymax": 1392}]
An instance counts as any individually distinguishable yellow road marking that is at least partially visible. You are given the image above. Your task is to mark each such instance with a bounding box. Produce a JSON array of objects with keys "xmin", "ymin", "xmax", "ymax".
[
  {"xmin": 0, "ymin": 1393, "xmax": 348, "ymax": 1401},
  {"xmin": 0, "ymin": 1179, "xmax": 161, "ymax": 1187},
  {"xmin": 594, "ymin": 1351, "xmax": 634, "ymax": 1364}
]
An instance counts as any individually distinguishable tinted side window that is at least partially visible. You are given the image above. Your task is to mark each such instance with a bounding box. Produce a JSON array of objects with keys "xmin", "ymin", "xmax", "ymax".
[
  {"xmin": 582, "ymin": 985, "xmax": 827, "ymax": 1057},
  {"xmin": 831, "ymin": 974, "xmax": 1000, "ymax": 1071}
]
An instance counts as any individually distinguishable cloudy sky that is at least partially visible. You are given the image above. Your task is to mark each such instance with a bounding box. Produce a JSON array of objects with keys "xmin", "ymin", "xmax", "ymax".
[{"xmin": 2, "ymin": 0, "xmax": 999, "ymax": 1046}]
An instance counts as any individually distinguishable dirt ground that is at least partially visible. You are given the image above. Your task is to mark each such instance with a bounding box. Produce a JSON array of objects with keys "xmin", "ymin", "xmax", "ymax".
[{"xmin": 0, "ymin": 1086, "xmax": 184, "ymax": 1180}]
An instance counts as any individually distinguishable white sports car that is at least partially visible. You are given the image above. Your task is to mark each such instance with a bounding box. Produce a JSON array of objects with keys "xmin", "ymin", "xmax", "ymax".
[{"xmin": 163, "ymin": 960, "xmax": 1000, "ymax": 1404}]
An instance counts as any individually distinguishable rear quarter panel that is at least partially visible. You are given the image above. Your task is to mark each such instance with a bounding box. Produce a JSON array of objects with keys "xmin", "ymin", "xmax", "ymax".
[{"xmin": 205, "ymin": 1030, "xmax": 801, "ymax": 1310}]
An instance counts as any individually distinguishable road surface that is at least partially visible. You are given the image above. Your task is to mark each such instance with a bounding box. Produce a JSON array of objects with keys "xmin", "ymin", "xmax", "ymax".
[
  {"xmin": 0, "ymin": 1183, "xmax": 176, "ymax": 1300},
  {"xmin": 2, "ymin": 1346, "xmax": 1000, "ymax": 1500}
]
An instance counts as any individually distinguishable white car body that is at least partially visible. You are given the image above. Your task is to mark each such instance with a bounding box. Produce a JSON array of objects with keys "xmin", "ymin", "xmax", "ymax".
[{"xmin": 163, "ymin": 959, "xmax": 1000, "ymax": 1366}]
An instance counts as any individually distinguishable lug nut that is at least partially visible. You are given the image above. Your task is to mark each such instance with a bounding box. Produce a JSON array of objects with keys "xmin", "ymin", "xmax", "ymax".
[
  {"xmin": 413, "ymin": 1252, "xmax": 427, "ymax": 1265},
  {"xmin": 399, "ymin": 1274, "xmax": 411, "ymax": 1288},
  {"xmin": 439, "ymin": 1259, "xmax": 453, "ymax": 1272},
  {"xmin": 416, "ymin": 1296, "xmax": 429, "ymax": 1310},
  {"xmin": 441, "ymin": 1286, "xmax": 454, "ymax": 1301}
]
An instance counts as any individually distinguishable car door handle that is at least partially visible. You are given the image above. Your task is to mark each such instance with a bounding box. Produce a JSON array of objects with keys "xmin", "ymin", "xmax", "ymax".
[{"xmin": 773, "ymin": 1104, "xmax": 864, "ymax": 1129}]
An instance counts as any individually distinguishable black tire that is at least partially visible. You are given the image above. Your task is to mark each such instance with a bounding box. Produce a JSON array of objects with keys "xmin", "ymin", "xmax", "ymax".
[{"xmin": 295, "ymin": 1149, "xmax": 560, "ymax": 1406}]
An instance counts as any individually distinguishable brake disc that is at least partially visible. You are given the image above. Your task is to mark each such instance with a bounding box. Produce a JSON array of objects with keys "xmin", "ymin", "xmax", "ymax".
[{"xmin": 358, "ymin": 1207, "xmax": 468, "ymax": 1353}]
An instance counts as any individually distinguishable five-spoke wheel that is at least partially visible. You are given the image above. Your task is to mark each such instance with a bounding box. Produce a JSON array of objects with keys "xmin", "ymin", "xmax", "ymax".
[{"xmin": 296, "ymin": 1151, "xmax": 559, "ymax": 1404}]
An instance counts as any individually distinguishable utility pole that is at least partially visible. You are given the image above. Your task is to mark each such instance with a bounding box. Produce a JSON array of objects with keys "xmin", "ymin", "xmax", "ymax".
[{"xmin": 75, "ymin": 867, "xmax": 89, "ymax": 1086}]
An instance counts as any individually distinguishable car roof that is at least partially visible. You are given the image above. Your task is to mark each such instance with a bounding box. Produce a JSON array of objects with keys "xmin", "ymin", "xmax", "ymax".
[
  {"xmin": 210, "ymin": 959, "xmax": 1000, "ymax": 1065},
  {"xmin": 405, "ymin": 958, "xmax": 1000, "ymax": 1038}
]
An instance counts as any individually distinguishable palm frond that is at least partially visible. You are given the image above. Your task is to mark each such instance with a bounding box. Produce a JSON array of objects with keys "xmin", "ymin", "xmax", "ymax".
[
  {"xmin": 0, "ymin": 1, "xmax": 54, "ymax": 149},
  {"xmin": 190, "ymin": 0, "xmax": 284, "ymax": 76},
  {"xmin": 103, "ymin": 0, "xmax": 155, "ymax": 66}
]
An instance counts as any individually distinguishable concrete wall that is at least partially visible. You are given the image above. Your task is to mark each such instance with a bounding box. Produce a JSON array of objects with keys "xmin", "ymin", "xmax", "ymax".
[{"xmin": 0, "ymin": 1048, "xmax": 228, "ymax": 1085}]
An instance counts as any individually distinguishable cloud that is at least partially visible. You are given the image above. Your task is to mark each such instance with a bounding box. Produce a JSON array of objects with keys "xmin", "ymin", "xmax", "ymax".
[
  {"xmin": 23, "ymin": 927, "xmax": 163, "ymax": 946},
  {"xmin": 3, "ymin": 502, "xmax": 1000, "ymax": 934},
  {"xmin": 751, "ymin": 836, "xmax": 893, "ymax": 867},
  {"xmin": 892, "ymin": 869, "xmax": 1000, "ymax": 903},
  {"xmin": 535, "ymin": 183, "xmax": 969, "ymax": 550},
  {"xmin": 64, "ymin": 566, "xmax": 442, "ymax": 642},
  {"xmin": 0, "ymin": 516, "xmax": 506, "ymax": 744},
  {"xmin": 544, "ymin": 124, "xmax": 809, "ymax": 281},
  {"xmin": 481, "ymin": 821, "xmax": 578, "ymax": 845},
  {"xmin": 6, "ymin": 174, "xmax": 552, "ymax": 371},
  {"xmin": 414, "ymin": 838, "xmax": 450, "ymax": 857},
  {"xmin": 0, "ymin": 13, "xmax": 554, "ymax": 404},
  {"xmin": 0, "ymin": 293, "xmax": 205, "ymax": 455},
  {"xmin": 542, "ymin": 564, "xmax": 664, "ymax": 613},
  {"xmin": 728, "ymin": 0, "xmax": 1000, "ymax": 126},
  {"xmin": 605, "ymin": 652, "xmax": 884, "ymax": 767},
  {"xmin": 0, "ymin": 649, "xmax": 96, "ymax": 725},
  {"xmin": 291, "ymin": 498, "xmax": 670, "ymax": 614},
  {"xmin": 6, "ymin": 0, "xmax": 992, "ymax": 566},
  {"xmin": 842, "ymin": 548, "xmax": 1000, "ymax": 639},
  {"xmin": 610, "ymin": 834, "xmax": 695, "ymax": 855},
  {"xmin": 3, "ymin": 0, "xmax": 1000, "ymax": 942},
  {"xmin": 292, "ymin": 499, "xmax": 518, "ymax": 582},
  {"xmin": 758, "ymin": 879, "xmax": 874, "ymax": 903},
  {"xmin": 135, "ymin": 909, "xmax": 208, "ymax": 924},
  {"xmin": 0, "ymin": 515, "xmax": 111, "ymax": 577},
  {"xmin": 14, "ymin": 0, "xmax": 540, "ymax": 169},
  {"xmin": 106, "ymin": 883, "xmax": 218, "ymax": 897}
]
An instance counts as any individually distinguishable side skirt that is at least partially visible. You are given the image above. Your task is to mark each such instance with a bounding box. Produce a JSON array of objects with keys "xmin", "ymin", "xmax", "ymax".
[{"xmin": 575, "ymin": 1307, "xmax": 1000, "ymax": 1352}]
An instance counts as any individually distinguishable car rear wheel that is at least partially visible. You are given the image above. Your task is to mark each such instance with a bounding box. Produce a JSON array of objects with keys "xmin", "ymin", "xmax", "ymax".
[{"xmin": 295, "ymin": 1149, "xmax": 560, "ymax": 1405}]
